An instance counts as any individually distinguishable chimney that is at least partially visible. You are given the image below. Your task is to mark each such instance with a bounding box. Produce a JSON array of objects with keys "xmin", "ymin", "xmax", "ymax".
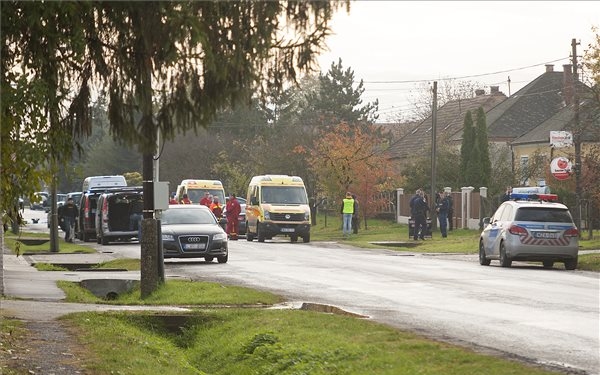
[
  {"xmin": 545, "ymin": 64, "xmax": 554, "ymax": 73},
  {"xmin": 490, "ymin": 86, "xmax": 499, "ymax": 94},
  {"xmin": 475, "ymin": 89, "xmax": 485, "ymax": 96},
  {"xmin": 563, "ymin": 64, "xmax": 573, "ymax": 106}
]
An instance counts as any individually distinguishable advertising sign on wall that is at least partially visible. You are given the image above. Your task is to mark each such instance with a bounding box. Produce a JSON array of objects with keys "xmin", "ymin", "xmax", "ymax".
[
  {"xmin": 550, "ymin": 157, "xmax": 572, "ymax": 180},
  {"xmin": 550, "ymin": 131, "xmax": 573, "ymax": 148}
]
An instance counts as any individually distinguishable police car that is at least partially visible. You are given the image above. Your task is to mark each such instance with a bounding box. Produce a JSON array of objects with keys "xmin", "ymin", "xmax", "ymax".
[{"xmin": 479, "ymin": 190, "xmax": 579, "ymax": 269}]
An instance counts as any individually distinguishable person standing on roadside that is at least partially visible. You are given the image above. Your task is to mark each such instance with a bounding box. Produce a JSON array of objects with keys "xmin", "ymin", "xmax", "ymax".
[
  {"xmin": 410, "ymin": 189, "xmax": 429, "ymax": 240},
  {"xmin": 200, "ymin": 191, "xmax": 211, "ymax": 206},
  {"xmin": 225, "ymin": 193, "xmax": 241, "ymax": 240},
  {"xmin": 181, "ymin": 193, "xmax": 192, "ymax": 204},
  {"xmin": 58, "ymin": 197, "xmax": 78, "ymax": 242},
  {"xmin": 169, "ymin": 193, "xmax": 178, "ymax": 204},
  {"xmin": 340, "ymin": 192, "xmax": 355, "ymax": 237},
  {"xmin": 210, "ymin": 196, "xmax": 223, "ymax": 219},
  {"xmin": 436, "ymin": 191, "xmax": 450, "ymax": 238}
]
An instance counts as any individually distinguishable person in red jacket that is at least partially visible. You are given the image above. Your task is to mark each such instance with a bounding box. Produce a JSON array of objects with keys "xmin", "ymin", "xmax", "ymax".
[
  {"xmin": 225, "ymin": 193, "xmax": 241, "ymax": 240},
  {"xmin": 199, "ymin": 191, "xmax": 212, "ymax": 206},
  {"xmin": 181, "ymin": 193, "xmax": 192, "ymax": 204}
]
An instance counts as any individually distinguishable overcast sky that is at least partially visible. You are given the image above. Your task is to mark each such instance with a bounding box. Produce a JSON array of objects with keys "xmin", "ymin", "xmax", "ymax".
[{"xmin": 316, "ymin": 1, "xmax": 600, "ymax": 122}]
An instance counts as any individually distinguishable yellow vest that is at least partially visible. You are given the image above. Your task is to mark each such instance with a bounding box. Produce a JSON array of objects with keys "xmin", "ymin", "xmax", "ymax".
[{"xmin": 342, "ymin": 198, "xmax": 354, "ymax": 214}]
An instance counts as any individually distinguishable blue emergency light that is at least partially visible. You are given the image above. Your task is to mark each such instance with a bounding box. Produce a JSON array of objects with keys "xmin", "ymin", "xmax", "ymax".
[{"xmin": 510, "ymin": 193, "xmax": 558, "ymax": 202}]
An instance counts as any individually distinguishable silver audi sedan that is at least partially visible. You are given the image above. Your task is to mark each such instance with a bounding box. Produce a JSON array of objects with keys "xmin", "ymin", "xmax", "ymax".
[{"xmin": 161, "ymin": 204, "xmax": 228, "ymax": 263}]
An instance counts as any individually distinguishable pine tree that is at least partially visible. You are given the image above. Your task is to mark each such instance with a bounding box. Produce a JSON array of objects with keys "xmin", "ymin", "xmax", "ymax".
[
  {"xmin": 475, "ymin": 107, "xmax": 491, "ymax": 187},
  {"xmin": 460, "ymin": 111, "xmax": 475, "ymax": 186}
]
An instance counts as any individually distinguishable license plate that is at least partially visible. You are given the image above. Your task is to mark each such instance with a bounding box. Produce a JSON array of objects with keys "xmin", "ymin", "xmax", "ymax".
[
  {"xmin": 184, "ymin": 243, "xmax": 206, "ymax": 250},
  {"xmin": 533, "ymin": 232, "xmax": 558, "ymax": 239},
  {"xmin": 280, "ymin": 228, "xmax": 295, "ymax": 233}
]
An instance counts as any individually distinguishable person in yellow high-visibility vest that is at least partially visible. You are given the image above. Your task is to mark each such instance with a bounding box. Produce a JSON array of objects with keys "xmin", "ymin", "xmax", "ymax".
[{"xmin": 340, "ymin": 192, "xmax": 355, "ymax": 237}]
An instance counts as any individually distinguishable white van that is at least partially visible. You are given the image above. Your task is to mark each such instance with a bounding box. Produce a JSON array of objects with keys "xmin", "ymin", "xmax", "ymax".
[{"xmin": 82, "ymin": 175, "xmax": 127, "ymax": 192}]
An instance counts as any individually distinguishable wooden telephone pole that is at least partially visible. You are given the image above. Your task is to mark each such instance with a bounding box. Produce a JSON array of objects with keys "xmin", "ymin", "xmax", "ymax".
[{"xmin": 572, "ymin": 38, "xmax": 582, "ymax": 233}]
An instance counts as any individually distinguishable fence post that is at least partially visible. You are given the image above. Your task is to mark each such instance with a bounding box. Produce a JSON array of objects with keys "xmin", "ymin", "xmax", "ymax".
[
  {"xmin": 479, "ymin": 187, "xmax": 487, "ymax": 231},
  {"xmin": 461, "ymin": 186, "xmax": 474, "ymax": 229},
  {"xmin": 396, "ymin": 188, "xmax": 404, "ymax": 223}
]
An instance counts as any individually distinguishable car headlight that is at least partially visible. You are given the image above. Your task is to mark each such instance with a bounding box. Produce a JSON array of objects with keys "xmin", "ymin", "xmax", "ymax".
[
  {"xmin": 213, "ymin": 233, "xmax": 227, "ymax": 241},
  {"xmin": 264, "ymin": 210, "xmax": 270, "ymax": 220},
  {"xmin": 304, "ymin": 211, "xmax": 310, "ymax": 220},
  {"xmin": 162, "ymin": 234, "xmax": 175, "ymax": 241}
]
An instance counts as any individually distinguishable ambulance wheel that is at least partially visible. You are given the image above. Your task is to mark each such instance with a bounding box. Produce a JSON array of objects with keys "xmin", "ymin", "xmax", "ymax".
[
  {"xmin": 302, "ymin": 234, "xmax": 310, "ymax": 243},
  {"xmin": 246, "ymin": 232, "xmax": 254, "ymax": 241},
  {"xmin": 542, "ymin": 260, "xmax": 554, "ymax": 268},
  {"xmin": 257, "ymin": 225, "xmax": 265, "ymax": 243},
  {"xmin": 290, "ymin": 235, "xmax": 298, "ymax": 243}
]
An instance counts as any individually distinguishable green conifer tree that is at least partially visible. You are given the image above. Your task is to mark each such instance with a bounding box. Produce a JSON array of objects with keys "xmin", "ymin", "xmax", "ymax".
[
  {"xmin": 475, "ymin": 107, "xmax": 492, "ymax": 188},
  {"xmin": 460, "ymin": 110, "xmax": 475, "ymax": 186}
]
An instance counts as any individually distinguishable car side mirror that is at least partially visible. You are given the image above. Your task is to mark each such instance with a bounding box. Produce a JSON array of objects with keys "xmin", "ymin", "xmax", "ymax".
[
  {"xmin": 483, "ymin": 217, "xmax": 491, "ymax": 226},
  {"xmin": 250, "ymin": 197, "xmax": 258, "ymax": 205}
]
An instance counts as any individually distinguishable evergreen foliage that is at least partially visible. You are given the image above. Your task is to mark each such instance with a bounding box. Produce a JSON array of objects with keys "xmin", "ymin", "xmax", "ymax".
[{"xmin": 459, "ymin": 111, "xmax": 475, "ymax": 186}]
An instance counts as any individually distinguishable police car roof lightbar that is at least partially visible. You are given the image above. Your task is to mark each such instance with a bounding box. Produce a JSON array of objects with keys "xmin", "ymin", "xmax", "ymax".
[{"xmin": 510, "ymin": 193, "xmax": 558, "ymax": 202}]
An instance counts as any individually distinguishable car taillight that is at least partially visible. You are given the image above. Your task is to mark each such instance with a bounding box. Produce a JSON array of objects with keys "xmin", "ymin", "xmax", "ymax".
[
  {"xmin": 84, "ymin": 199, "xmax": 90, "ymax": 222},
  {"xmin": 508, "ymin": 225, "xmax": 528, "ymax": 236},
  {"xmin": 564, "ymin": 228, "xmax": 579, "ymax": 237}
]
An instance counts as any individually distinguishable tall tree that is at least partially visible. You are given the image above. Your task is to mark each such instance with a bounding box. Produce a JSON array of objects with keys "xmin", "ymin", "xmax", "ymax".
[
  {"xmin": 475, "ymin": 106, "xmax": 491, "ymax": 187},
  {"xmin": 459, "ymin": 110, "xmax": 475, "ymax": 186}
]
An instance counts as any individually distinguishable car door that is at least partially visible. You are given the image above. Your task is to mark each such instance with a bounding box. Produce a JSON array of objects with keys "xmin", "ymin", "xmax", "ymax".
[{"xmin": 481, "ymin": 204, "xmax": 506, "ymax": 256}]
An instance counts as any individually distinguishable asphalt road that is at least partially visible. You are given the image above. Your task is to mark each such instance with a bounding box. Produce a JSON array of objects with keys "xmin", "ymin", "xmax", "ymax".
[{"xmin": 22, "ymin": 208, "xmax": 600, "ymax": 375}]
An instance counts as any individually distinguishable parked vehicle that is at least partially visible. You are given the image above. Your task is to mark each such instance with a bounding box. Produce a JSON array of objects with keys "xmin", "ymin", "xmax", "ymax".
[
  {"xmin": 30, "ymin": 192, "xmax": 48, "ymax": 210},
  {"xmin": 77, "ymin": 176, "xmax": 127, "ymax": 242},
  {"xmin": 245, "ymin": 175, "xmax": 311, "ymax": 243},
  {"xmin": 479, "ymin": 192, "xmax": 579, "ymax": 269},
  {"xmin": 95, "ymin": 187, "xmax": 143, "ymax": 245},
  {"xmin": 161, "ymin": 204, "xmax": 228, "ymax": 263},
  {"xmin": 175, "ymin": 179, "xmax": 225, "ymax": 204}
]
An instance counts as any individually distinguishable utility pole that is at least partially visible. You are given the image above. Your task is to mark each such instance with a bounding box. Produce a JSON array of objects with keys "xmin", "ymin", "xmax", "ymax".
[
  {"xmin": 431, "ymin": 81, "xmax": 438, "ymax": 230},
  {"xmin": 572, "ymin": 38, "xmax": 582, "ymax": 233}
]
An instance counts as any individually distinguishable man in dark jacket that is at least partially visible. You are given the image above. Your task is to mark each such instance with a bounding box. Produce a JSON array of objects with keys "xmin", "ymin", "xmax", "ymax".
[
  {"xmin": 436, "ymin": 192, "xmax": 451, "ymax": 238},
  {"xmin": 58, "ymin": 198, "xmax": 78, "ymax": 242},
  {"xmin": 410, "ymin": 189, "xmax": 429, "ymax": 240}
]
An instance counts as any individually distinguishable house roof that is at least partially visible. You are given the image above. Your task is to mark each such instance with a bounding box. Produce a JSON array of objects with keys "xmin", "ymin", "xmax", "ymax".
[
  {"xmin": 485, "ymin": 71, "xmax": 567, "ymax": 141},
  {"xmin": 512, "ymin": 102, "xmax": 600, "ymax": 146},
  {"xmin": 388, "ymin": 92, "xmax": 506, "ymax": 160}
]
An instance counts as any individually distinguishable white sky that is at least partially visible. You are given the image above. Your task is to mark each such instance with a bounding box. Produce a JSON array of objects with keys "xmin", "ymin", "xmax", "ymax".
[{"xmin": 316, "ymin": 1, "xmax": 600, "ymax": 122}]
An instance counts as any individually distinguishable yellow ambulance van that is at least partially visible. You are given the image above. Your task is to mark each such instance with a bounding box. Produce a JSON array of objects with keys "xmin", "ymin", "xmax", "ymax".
[
  {"xmin": 245, "ymin": 175, "xmax": 311, "ymax": 243},
  {"xmin": 175, "ymin": 179, "xmax": 225, "ymax": 205}
]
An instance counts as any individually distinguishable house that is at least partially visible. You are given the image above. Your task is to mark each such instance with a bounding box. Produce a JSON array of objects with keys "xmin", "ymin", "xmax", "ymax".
[
  {"xmin": 484, "ymin": 64, "xmax": 599, "ymax": 186},
  {"xmin": 388, "ymin": 87, "xmax": 506, "ymax": 161}
]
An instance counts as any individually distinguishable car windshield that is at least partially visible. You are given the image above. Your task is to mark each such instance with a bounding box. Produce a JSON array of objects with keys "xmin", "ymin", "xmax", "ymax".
[
  {"xmin": 515, "ymin": 207, "xmax": 573, "ymax": 223},
  {"xmin": 161, "ymin": 208, "xmax": 217, "ymax": 225},
  {"xmin": 261, "ymin": 186, "xmax": 307, "ymax": 204}
]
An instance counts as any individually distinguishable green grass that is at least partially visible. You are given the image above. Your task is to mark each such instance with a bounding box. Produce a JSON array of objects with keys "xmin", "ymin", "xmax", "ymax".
[
  {"xmin": 92, "ymin": 258, "xmax": 141, "ymax": 271},
  {"xmin": 64, "ymin": 308, "xmax": 558, "ymax": 375},
  {"xmin": 578, "ymin": 253, "xmax": 600, "ymax": 271},
  {"xmin": 3, "ymin": 231, "xmax": 94, "ymax": 255},
  {"xmin": 58, "ymin": 279, "xmax": 283, "ymax": 306}
]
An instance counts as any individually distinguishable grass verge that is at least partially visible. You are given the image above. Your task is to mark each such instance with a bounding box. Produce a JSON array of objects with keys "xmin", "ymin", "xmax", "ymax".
[{"xmin": 64, "ymin": 308, "xmax": 559, "ymax": 375}]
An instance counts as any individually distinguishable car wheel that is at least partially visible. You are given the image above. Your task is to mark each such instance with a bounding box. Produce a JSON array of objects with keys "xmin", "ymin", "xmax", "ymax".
[
  {"xmin": 81, "ymin": 231, "xmax": 88, "ymax": 242},
  {"xmin": 542, "ymin": 260, "xmax": 554, "ymax": 269},
  {"xmin": 101, "ymin": 235, "xmax": 109, "ymax": 245},
  {"xmin": 564, "ymin": 257, "xmax": 577, "ymax": 270},
  {"xmin": 205, "ymin": 257, "xmax": 214, "ymax": 263},
  {"xmin": 96, "ymin": 236, "xmax": 101, "ymax": 244},
  {"xmin": 290, "ymin": 235, "xmax": 298, "ymax": 243},
  {"xmin": 499, "ymin": 242, "xmax": 512, "ymax": 268},
  {"xmin": 302, "ymin": 234, "xmax": 310, "ymax": 243},
  {"xmin": 479, "ymin": 241, "xmax": 491, "ymax": 266},
  {"xmin": 257, "ymin": 224, "xmax": 265, "ymax": 243},
  {"xmin": 217, "ymin": 254, "xmax": 228, "ymax": 264}
]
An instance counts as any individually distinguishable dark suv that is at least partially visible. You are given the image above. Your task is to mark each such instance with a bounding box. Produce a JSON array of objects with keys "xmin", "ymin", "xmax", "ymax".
[{"xmin": 95, "ymin": 187, "xmax": 143, "ymax": 245}]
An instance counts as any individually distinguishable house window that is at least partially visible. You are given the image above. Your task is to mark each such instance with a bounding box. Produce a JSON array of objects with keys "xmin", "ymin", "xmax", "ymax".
[{"xmin": 519, "ymin": 156, "xmax": 529, "ymax": 186}]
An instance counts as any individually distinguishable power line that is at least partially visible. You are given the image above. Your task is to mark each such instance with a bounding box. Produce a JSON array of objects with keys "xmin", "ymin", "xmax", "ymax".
[{"xmin": 363, "ymin": 57, "xmax": 570, "ymax": 84}]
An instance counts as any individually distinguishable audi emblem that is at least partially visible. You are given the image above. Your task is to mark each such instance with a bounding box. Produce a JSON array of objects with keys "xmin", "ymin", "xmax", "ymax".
[
  {"xmin": 187, "ymin": 237, "xmax": 202, "ymax": 242},
  {"xmin": 285, "ymin": 214, "xmax": 291, "ymax": 219}
]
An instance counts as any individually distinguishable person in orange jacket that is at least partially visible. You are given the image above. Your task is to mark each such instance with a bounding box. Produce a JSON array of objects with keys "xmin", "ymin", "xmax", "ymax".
[{"xmin": 210, "ymin": 197, "xmax": 223, "ymax": 219}]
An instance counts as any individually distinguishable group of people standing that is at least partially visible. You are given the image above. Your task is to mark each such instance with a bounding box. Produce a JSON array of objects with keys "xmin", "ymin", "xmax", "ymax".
[
  {"xmin": 409, "ymin": 189, "xmax": 453, "ymax": 240},
  {"xmin": 171, "ymin": 191, "xmax": 242, "ymax": 240}
]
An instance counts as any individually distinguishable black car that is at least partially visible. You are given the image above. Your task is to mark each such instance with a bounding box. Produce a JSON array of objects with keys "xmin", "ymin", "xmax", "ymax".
[{"xmin": 161, "ymin": 204, "xmax": 228, "ymax": 263}]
